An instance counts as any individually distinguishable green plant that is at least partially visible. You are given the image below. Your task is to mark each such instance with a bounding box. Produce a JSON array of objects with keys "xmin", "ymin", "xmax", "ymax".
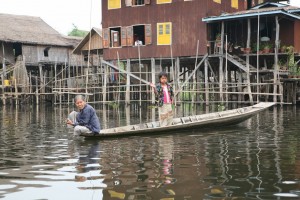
[
  {"xmin": 262, "ymin": 42, "xmax": 273, "ymax": 49},
  {"xmin": 286, "ymin": 45, "xmax": 294, "ymax": 54},
  {"xmin": 251, "ymin": 42, "xmax": 263, "ymax": 53},
  {"xmin": 215, "ymin": 33, "xmax": 221, "ymax": 40}
]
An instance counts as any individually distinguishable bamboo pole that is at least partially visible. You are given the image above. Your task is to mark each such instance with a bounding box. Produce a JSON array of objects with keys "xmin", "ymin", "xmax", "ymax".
[
  {"xmin": 125, "ymin": 59, "xmax": 131, "ymax": 105},
  {"xmin": 273, "ymin": 16, "xmax": 280, "ymax": 103},
  {"xmin": 151, "ymin": 58, "xmax": 155, "ymax": 104},
  {"xmin": 256, "ymin": 14, "xmax": 260, "ymax": 102},
  {"xmin": 192, "ymin": 40, "xmax": 199, "ymax": 103},
  {"xmin": 246, "ymin": 18, "xmax": 253, "ymax": 105},
  {"xmin": 205, "ymin": 58, "xmax": 209, "ymax": 105},
  {"xmin": 219, "ymin": 21, "xmax": 225, "ymax": 102}
]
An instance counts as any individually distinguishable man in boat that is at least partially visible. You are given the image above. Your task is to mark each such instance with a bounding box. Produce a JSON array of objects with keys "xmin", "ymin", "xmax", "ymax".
[
  {"xmin": 150, "ymin": 71, "xmax": 174, "ymax": 127},
  {"xmin": 66, "ymin": 95, "xmax": 101, "ymax": 135}
]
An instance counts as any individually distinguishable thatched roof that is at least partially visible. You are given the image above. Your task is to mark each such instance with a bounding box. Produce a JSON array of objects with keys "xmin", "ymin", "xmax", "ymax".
[{"xmin": 0, "ymin": 13, "xmax": 79, "ymax": 47}]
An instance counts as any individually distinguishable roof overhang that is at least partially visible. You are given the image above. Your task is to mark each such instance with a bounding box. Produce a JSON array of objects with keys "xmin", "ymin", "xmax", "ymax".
[{"xmin": 202, "ymin": 10, "xmax": 300, "ymax": 23}]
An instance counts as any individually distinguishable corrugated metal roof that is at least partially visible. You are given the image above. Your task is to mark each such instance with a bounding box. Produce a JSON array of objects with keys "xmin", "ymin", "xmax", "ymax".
[
  {"xmin": 0, "ymin": 13, "xmax": 77, "ymax": 47},
  {"xmin": 202, "ymin": 3, "xmax": 300, "ymax": 22}
]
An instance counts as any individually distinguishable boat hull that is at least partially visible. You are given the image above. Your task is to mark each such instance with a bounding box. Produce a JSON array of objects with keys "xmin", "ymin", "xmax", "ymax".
[{"xmin": 80, "ymin": 102, "xmax": 275, "ymax": 138}]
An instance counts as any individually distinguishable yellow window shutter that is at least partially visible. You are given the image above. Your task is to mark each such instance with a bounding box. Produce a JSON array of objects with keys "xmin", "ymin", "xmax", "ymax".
[
  {"xmin": 157, "ymin": 0, "xmax": 172, "ymax": 4},
  {"xmin": 231, "ymin": 0, "xmax": 238, "ymax": 9},
  {"xmin": 157, "ymin": 23, "xmax": 171, "ymax": 45},
  {"xmin": 108, "ymin": 0, "xmax": 121, "ymax": 9}
]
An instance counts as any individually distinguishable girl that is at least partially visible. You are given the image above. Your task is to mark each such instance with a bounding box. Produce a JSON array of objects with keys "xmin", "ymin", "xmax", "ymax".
[{"xmin": 150, "ymin": 71, "xmax": 174, "ymax": 127}]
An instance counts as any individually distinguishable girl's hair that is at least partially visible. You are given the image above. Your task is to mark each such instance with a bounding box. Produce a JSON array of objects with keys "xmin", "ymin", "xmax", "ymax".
[{"xmin": 158, "ymin": 71, "xmax": 168, "ymax": 79}]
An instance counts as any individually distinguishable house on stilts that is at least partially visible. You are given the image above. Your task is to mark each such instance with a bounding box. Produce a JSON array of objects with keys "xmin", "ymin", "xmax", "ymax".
[
  {"xmin": 0, "ymin": 13, "xmax": 83, "ymax": 105},
  {"xmin": 97, "ymin": 0, "xmax": 299, "ymax": 105}
]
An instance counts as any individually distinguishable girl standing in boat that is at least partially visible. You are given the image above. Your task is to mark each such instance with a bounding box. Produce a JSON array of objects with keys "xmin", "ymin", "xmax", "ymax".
[{"xmin": 150, "ymin": 71, "xmax": 174, "ymax": 127}]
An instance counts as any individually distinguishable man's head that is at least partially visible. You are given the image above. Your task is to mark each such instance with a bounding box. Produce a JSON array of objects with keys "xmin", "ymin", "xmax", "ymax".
[{"xmin": 74, "ymin": 95, "xmax": 86, "ymax": 110}]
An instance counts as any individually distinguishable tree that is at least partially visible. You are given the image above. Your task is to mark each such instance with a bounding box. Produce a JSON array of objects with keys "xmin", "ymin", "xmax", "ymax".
[{"xmin": 68, "ymin": 24, "xmax": 88, "ymax": 37}]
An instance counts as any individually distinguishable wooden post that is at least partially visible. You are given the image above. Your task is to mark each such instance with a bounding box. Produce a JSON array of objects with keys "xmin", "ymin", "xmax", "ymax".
[
  {"xmin": 125, "ymin": 59, "xmax": 131, "ymax": 105},
  {"xmin": 256, "ymin": 14, "xmax": 260, "ymax": 102},
  {"xmin": 205, "ymin": 58, "xmax": 209, "ymax": 105},
  {"xmin": 219, "ymin": 21, "xmax": 225, "ymax": 102},
  {"xmin": 151, "ymin": 58, "xmax": 155, "ymax": 104},
  {"xmin": 14, "ymin": 79, "xmax": 18, "ymax": 105},
  {"xmin": 103, "ymin": 60, "xmax": 107, "ymax": 104},
  {"xmin": 273, "ymin": 16, "xmax": 280, "ymax": 103},
  {"xmin": 246, "ymin": 18, "xmax": 253, "ymax": 105},
  {"xmin": 54, "ymin": 61, "xmax": 57, "ymax": 104},
  {"xmin": 192, "ymin": 40, "xmax": 199, "ymax": 104},
  {"xmin": 2, "ymin": 42, "xmax": 6, "ymax": 105}
]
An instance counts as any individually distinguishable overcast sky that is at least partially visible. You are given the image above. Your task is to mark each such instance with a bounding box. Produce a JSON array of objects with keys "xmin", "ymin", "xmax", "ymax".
[
  {"xmin": 0, "ymin": 0, "xmax": 299, "ymax": 36},
  {"xmin": 0, "ymin": 0, "xmax": 102, "ymax": 35}
]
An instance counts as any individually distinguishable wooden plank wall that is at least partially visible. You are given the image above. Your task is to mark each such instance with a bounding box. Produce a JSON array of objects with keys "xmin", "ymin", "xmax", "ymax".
[{"xmin": 102, "ymin": 0, "xmax": 267, "ymax": 60}]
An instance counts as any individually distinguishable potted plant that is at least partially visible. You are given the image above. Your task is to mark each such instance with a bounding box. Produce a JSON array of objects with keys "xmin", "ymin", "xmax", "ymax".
[
  {"xmin": 280, "ymin": 45, "xmax": 287, "ymax": 53},
  {"xmin": 252, "ymin": 42, "xmax": 263, "ymax": 54},
  {"xmin": 262, "ymin": 42, "xmax": 273, "ymax": 54}
]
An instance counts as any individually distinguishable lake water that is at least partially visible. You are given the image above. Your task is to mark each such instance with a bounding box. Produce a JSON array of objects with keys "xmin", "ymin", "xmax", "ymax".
[{"xmin": 0, "ymin": 103, "xmax": 300, "ymax": 200}]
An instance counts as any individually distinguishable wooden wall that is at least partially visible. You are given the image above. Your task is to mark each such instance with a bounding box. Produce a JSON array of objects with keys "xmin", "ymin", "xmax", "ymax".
[
  {"xmin": 0, "ymin": 42, "xmax": 16, "ymax": 65},
  {"xmin": 102, "ymin": 0, "xmax": 259, "ymax": 60},
  {"xmin": 22, "ymin": 45, "xmax": 69, "ymax": 65},
  {"xmin": 294, "ymin": 20, "xmax": 300, "ymax": 53}
]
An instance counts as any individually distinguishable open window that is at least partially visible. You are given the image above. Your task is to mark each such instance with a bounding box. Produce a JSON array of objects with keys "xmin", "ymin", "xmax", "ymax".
[
  {"xmin": 44, "ymin": 47, "xmax": 50, "ymax": 57},
  {"xmin": 125, "ymin": 0, "xmax": 150, "ymax": 6},
  {"xmin": 133, "ymin": 25, "xmax": 145, "ymax": 46},
  {"xmin": 132, "ymin": 24, "xmax": 152, "ymax": 46},
  {"xmin": 133, "ymin": 0, "xmax": 144, "ymax": 5},
  {"xmin": 110, "ymin": 27, "xmax": 121, "ymax": 47},
  {"xmin": 12, "ymin": 43, "xmax": 22, "ymax": 57}
]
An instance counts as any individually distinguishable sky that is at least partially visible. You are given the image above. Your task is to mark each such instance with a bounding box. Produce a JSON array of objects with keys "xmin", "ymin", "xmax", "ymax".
[
  {"xmin": 0, "ymin": 0, "xmax": 299, "ymax": 36},
  {"xmin": 0, "ymin": 0, "xmax": 102, "ymax": 35}
]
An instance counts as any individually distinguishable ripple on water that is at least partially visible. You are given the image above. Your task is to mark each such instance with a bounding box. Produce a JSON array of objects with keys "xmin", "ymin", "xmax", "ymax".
[
  {"xmin": 0, "ymin": 185, "xmax": 17, "ymax": 190},
  {"xmin": 54, "ymin": 159, "xmax": 79, "ymax": 164}
]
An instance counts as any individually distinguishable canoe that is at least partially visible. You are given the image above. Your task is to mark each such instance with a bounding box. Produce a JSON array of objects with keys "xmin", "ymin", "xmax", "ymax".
[{"xmin": 80, "ymin": 102, "xmax": 275, "ymax": 138}]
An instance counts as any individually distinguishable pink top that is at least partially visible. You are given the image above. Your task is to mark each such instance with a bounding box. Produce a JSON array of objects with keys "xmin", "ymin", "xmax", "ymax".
[{"xmin": 163, "ymin": 86, "xmax": 171, "ymax": 104}]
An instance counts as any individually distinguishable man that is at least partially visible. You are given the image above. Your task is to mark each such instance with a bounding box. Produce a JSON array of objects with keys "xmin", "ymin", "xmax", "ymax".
[{"xmin": 67, "ymin": 95, "xmax": 101, "ymax": 135}]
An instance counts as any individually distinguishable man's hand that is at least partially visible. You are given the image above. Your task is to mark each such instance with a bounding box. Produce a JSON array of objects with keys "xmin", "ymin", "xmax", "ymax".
[{"xmin": 66, "ymin": 119, "xmax": 74, "ymax": 126}]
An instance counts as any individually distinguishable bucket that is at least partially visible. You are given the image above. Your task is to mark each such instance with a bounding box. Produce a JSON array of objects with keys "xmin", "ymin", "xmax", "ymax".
[{"xmin": 4, "ymin": 80, "xmax": 10, "ymax": 86}]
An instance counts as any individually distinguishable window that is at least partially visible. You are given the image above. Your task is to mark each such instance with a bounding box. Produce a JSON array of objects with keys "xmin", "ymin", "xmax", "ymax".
[
  {"xmin": 44, "ymin": 47, "xmax": 50, "ymax": 57},
  {"xmin": 133, "ymin": 0, "xmax": 144, "ymax": 5},
  {"xmin": 231, "ymin": 0, "xmax": 238, "ymax": 9},
  {"xmin": 110, "ymin": 27, "xmax": 121, "ymax": 47},
  {"xmin": 108, "ymin": 0, "xmax": 121, "ymax": 9},
  {"xmin": 125, "ymin": 0, "xmax": 150, "ymax": 6},
  {"xmin": 157, "ymin": 22, "xmax": 172, "ymax": 45},
  {"xmin": 157, "ymin": 0, "xmax": 171, "ymax": 4},
  {"xmin": 103, "ymin": 25, "xmax": 152, "ymax": 48},
  {"xmin": 133, "ymin": 25, "xmax": 145, "ymax": 46},
  {"xmin": 213, "ymin": 0, "xmax": 221, "ymax": 4}
]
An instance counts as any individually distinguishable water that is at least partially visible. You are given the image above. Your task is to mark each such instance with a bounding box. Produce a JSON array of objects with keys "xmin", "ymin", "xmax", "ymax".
[{"xmin": 0, "ymin": 104, "xmax": 300, "ymax": 200}]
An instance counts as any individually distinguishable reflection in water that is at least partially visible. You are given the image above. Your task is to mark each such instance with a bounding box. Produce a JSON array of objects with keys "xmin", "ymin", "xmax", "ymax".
[{"xmin": 0, "ymin": 104, "xmax": 300, "ymax": 199}]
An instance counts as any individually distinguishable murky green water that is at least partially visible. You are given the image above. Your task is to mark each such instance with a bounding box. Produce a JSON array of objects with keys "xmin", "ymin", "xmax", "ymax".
[{"xmin": 0, "ymin": 104, "xmax": 300, "ymax": 200}]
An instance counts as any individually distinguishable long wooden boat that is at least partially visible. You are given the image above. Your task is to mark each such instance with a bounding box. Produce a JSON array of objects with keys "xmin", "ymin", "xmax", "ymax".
[{"xmin": 80, "ymin": 102, "xmax": 275, "ymax": 138}]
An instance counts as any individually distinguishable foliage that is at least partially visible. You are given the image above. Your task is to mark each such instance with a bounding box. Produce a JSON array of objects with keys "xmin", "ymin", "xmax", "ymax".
[
  {"xmin": 68, "ymin": 24, "xmax": 88, "ymax": 37},
  {"xmin": 251, "ymin": 42, "xmax": 263, "ymax": 53},
  {"xmin": 261, "ymin": 42, "xmax": 273, "ymax": 49}
]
